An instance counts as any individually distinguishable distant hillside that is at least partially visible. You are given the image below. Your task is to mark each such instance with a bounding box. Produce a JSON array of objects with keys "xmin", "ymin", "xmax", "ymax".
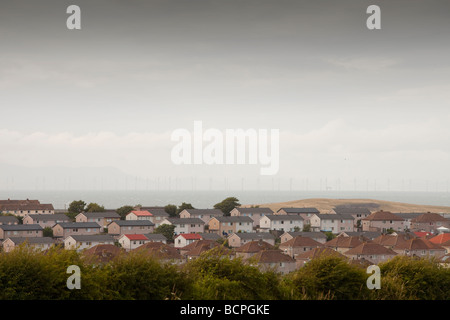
[{"xmin": 243, "ymin": 198, "xmax": 450, "ymax": 214}]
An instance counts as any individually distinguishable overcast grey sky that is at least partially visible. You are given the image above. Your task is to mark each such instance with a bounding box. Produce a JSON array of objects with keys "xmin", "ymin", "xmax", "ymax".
[{"xmin": 1, "ymin": 0, "xmax": 450, "ymax": 191}]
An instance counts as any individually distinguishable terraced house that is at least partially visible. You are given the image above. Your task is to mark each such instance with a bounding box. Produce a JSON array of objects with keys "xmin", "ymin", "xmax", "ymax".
[
  {"xmin": 207, "ymin": 216, "xmax": 253, "ymax": 236},
  {"xmin": 362, "ymin": 210, "xmax": 405, "ymax": 233},
  {"xmin": 52, "ymin": 222, "xmax": 101, "ymax": 239},
  {"xmin": 0, "ymin": 224, "xmax": 43, "ymax": 240},
  {"xmin": 259, "ymin": 214, "xmax": 304, "ymax": 232},
  {"xmin": 0, "ymin": 199, "xmax": 54, "ymax": 216}
]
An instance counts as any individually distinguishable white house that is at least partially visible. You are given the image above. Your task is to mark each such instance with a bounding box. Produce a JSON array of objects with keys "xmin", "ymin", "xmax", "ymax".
[
  {"xmin": 174, "ymin": 233, "xmax": 202, "ymax": 248},
  {"xmin": 118, "ymin": 234, "xmax": 151, "ymax": 251},
  {"xmin": 259, "ymin": 215, "xmax": 304, "ymax": 232},
  {"xmin": 64, "ymin": 234, "xmax": 116, "ymax": 251},
  {"xmin": 160, "ymin": 218, "xmax": 205, "ymax": 235}
]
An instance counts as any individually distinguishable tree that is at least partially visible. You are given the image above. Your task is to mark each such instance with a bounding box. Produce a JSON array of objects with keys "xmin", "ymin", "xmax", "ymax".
[
  {"xmin": 153, "ymin": 224, "xmax": 176, "ymax": 241},
  {"xmin": 43, "ymin": 227, "xmax": 53, "ymax": 237},
  {"xmin": 68, "ymin": 200, "xmax": 86, "ymax": 215},
  {"xmin": 85, "ymin": 203, "xmax": 105, "ymax": 212},
  {"xmin": 164, "ymin": 204, "xmax": 178, "ymax": 217},
  {"xmin": 176, "ymin": 202, "xmax": 195, "ymax": 215},
  {"xmin": 213, "ymin": 197, "xmax": 240, "ymax": 216},
  {"xmin": 116, "ymin": 205, "xmax": 134, "ymax": 220},
  {"xmin": 302, "ymin": 224, "xmax": 311, "ymax": 232},
  {"xmin": 324, "ymin": 231, "xmax": 336, "ymax": 242}
]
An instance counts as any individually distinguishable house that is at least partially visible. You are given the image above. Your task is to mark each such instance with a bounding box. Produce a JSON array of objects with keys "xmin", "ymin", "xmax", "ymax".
[
  {"xmin": 227, "ymin": 232, "xmax": 275, "ymax": 248},
  {"xmin": 234, "ymin": 240, "xmax": 276, "ymax": 259},
  {"xmin": 174, "ymin": 233, "xmax": 202, "ymax": 248},
  {"xmin": 160, "ymin": 218, "xmax": 205, "ymax": 235},
  {"xmin": 410, "ymin": 213, "xmax": 450, "ymax": 233},
  {"xmin": 362, "ymin": 210, "xmax": 405, "ymax": 233},
  {"xmin": 230, "ymin": 207, "xmax": 274, "ymax": 227},
  {"xmin": 276, "ymin": 207, "xmax": 320, "ymax": 216},
  {"xmin": 372, "ymin": 234, "xmax": 414, "ymax": 250},
  {"xmin": 337, "ymin": 231, "xmax": 382, "ymax": 240},
  {"xmin": 429, "ymin": 233, "xmax": 450, "ymax": 249},
  {"xmin": 279, "ymin": 236, "xmax": 324, "ymax": 259},
  {"xmin": 142, "ymin": 233, "xmax": 168, "ymax": 244},
  {"xmin": 295, "ymin": 247, "xmax": 347, "ymax": 268},
  {"xmin": 75, "ymin": 211, "xmax": 120, "ymax": 229},
  {"xmin": 324, "ymin": 235, "xmax": 366, "ymax": 254},
  {"xmin": 23, "ymin": 213, "xmax": 70, "ymax": 228},
  {"xmin": 0, "ymin": 215, "xmax": 19, "ymax": 225},
  {"xmin": 333, "ymin": 207, "xmax": 372, "ymax": 230},
  {"xmin": 146, "ymin": 208, "xmax": 170, "ymax": 227},
  {"xmin": 310, "ymin": 214, "xmax": 354, "ymax": 233},
  {"xmin": 0, "ymin": 199, "xmax": 54, "ymax": 216},
  {"xmin": 276, "ymin": 207, "xmax": 320, "ymax": 225},
  {"xmin": 392, "ymin": 213, "xmax": 424, "ymax": 230},
  {"xmin": 179, "ymin": 209, "xmax": 223, "ymax": 224},
  {"xmin": 2, "ymin": 237, "xmax": 55, "ymax": 253},
  {"xmin": 0, "ymin": 224, "xmax": 43, "ymax": 240},
  {"xmin": 52, "ymin": 222, "xmax": 101, "ymax": 239},
  {"xmin": 134, "ymin": 242, "xmax": 184, "ymax": 264},
  {"xmin": 126, "ymin": 210, "xmax": 153, "ymax": 221},
  {"xmin": 82, "ymin": 244, "xmax": 125, "ymax": 264},
  {"xmin": 107, "ymin": 220, "xmax": 155, "ymax": 236},
  {"xmin": 198, "ymin": 232, "xmax": 222, "ymax": 242},
  {"xmin": 259, "ymin": 215, "xmax": 304, "ymax": 233},
  {"xmin": 207, "ymin": 216, "xmax": 253, "ymax": 236},
  {"xmin": 279, "ymin": 231, "xmax": 327, "ymax": 244},
  {"xmin": 343, "ymin": 242, "xmax": 397, "ymax": 265},
  {"xmin": 64, "ymin": 234, "xmax": 115, "ymax": 251},
  {"xmin": 249, "ymin": 250, "xmax": 297, "ymax": 275},
  {"xmin": 393, "ymin": 238, "xmax": 447, "ymax": 259},
  {"xmin": 180, "ymin": 241, "xmax": 230, "ymax": 260},
  {"xmin": 118, "ymin": 234, "xmax": 151, "ymax": 251}
]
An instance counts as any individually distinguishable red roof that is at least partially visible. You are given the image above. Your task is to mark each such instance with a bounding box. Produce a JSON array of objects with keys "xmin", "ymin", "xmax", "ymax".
[
  {"xmin": 177, "ymin": 233, "xmax": 202, "ymax": 240},
  {"xmin": 429, "ymin": 233, "xmax": 450, "ymax": 244},
  {"xmin": 413, "ymin": 231, "xmax": 431, "ymax": 238},
  {"xmin": 131, "ymin": 210, "xmax": 153, "ymax": 216},
  {"xmin": 124, "ymin": 234, "xmax": 149, "ymax": 241}
]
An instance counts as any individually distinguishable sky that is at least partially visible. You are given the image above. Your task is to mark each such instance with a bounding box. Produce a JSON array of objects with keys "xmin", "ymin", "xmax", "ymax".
[{"xmin": 0, "ymin": 0, "xmax": 450, "ymax": 191}]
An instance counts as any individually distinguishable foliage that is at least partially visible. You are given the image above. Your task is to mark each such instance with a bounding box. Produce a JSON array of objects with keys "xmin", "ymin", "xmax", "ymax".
[
  {"xmin": 183, "ymin": 247, "xmax": 292, "ymax": 300},
  {"xmin": 116, "ymin": 205, "xmax": 134, "ymax": 220},
  {"xmin": 153, "ymin": 224, "xmax": 176, "ymax": 241},
  {"xmin": 302, "ymin": 224, "xmax": 311, "ymax": 232},
  {"xmin": 68, "ymin": 200, "xmax": 86, "ymax": 215},
  {"xmin": 289, "ymin": 256, "xmax": 371, "ymax": 300},
  {"xmin": 43, "ymin": 227, "xmax": 53, "ymax": 237},
  {"xmin": 374, "ymin": 255, "xmax": 450, "ymax": 300},
  {"xmin": 85, "ymin": 203, "xmax": 105, "ymax": 212},
  {"xmin": 176, "ymin": 202, "xmax": 195, "ymax": 214},
  {"xmin": 324, "ymin": 231, "xmax": 336, "ymax": 241},
  {"xmin": 0, "ymin": 245, "xmax": 448, "ymax": 300},
  {"xmin": 164, "ymin": 204, "xmax": 178, "ymax": 217},
  {"xmin": 213, "ymin": 197, "xmax": 241, "ymax": 216}
]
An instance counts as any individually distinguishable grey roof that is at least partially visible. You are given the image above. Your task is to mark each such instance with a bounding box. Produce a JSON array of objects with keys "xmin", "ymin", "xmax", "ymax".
[
  {"xmin": 231, "ymin": 232, "xmax": 275, "ymax": 240},
  {"xmin": 56, "ymin": 222, "xmax": 102, "ymax": 229},
  {"xmin": 146, "ymin": 208, "xmax": 170, "ymax": 217},
  {"xmin": 214, "ymin": 216, "xmax": 254, "ymax": 223},
  {"xmin": 143, "ymin": 233, "xmax": 167, "ymax": 241},
  {"xmin": 0, "ymin": 224, "xmax": 43, "ymax": 231},
  {"xmin": 264, "ymin": 214, "xmax": 304, "ymax": 221},
  {"xmin": 284, "ymin": 231, "xmax": 327, "ymax": 239},
  {"xmin": 333, "ymin": 207, "xmax": 372, "ymax": 215},
  {"xmin": 5, "ymin": 237, "xmax": 55, "ymax": 244},
  {"xmin": 316, "ymin": 214, "xmax": 354, "ymax": 220},
  {"xmin": 166, "ymin": 218, "xmax": 205, "ymax": 225},
  {"xmin": 278, "ymin": 207, "xmax": 320, "ymax": 214},
  {"xmin": 66, "ymin": 234, "xmax": 115, "ymax": 242},
  {"xmin": 113, "ymin": 220, "xmax": 155, "ymax": 226},
  {"xmin": 234, "ymin": 207, "xmax": 274, "ymax": 214},
  {"xmin": 26, "ymin": 214, "xmax": 70, "ymax": 221},
  {"xmin": 183, "ymin": 209, "xmax": 223, "ymax": 216},
  {"xmin": 79, "ymin": 211, "xmax": 120, "ymax": 218},
  {"xmin": 0, "ymin": 215, "xmax": 19, "ymax": 223}
]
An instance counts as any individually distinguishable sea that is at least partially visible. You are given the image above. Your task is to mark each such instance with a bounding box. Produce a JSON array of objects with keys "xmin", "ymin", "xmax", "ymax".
[{"xmin": 1, "ymin": 189, "xmax": 450, "ymax": 211}]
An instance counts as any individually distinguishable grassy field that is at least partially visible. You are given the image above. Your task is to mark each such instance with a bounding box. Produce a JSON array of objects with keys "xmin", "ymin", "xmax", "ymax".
[{"xmin": 243, "ymin": 198, "xmax": 450, "ymax": 214}]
